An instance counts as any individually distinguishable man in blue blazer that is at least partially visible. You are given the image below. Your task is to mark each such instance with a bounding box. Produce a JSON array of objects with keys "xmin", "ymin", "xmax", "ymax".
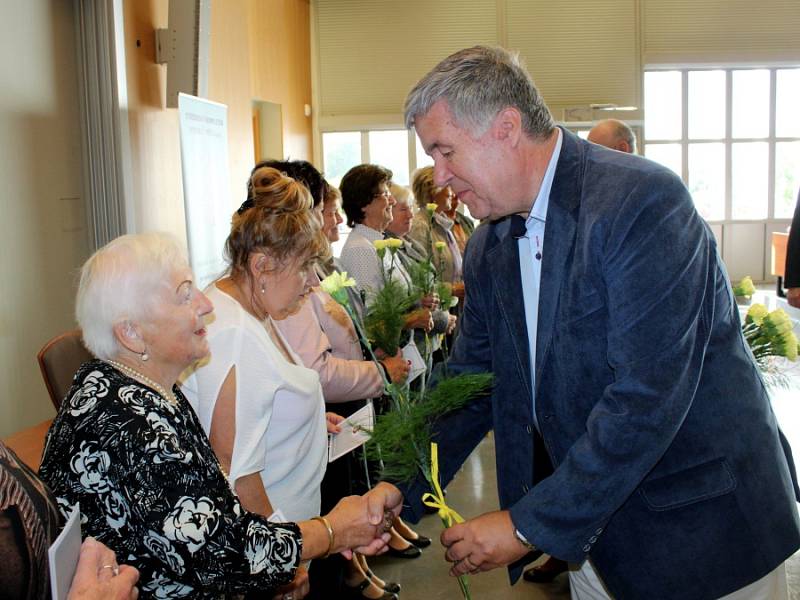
[{"xmin": 400, "ymin": 45, "xmax": 800, "ymax": 599}]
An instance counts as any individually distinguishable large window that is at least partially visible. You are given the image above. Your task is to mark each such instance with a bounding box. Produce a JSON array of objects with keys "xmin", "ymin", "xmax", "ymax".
[
  {"xmin": 322, "ymin": 129, "xmax": 432, "ymax": 188},
  {"xmin": 644, "ymin": 67, "xmax": 800, "ymax": 222}
]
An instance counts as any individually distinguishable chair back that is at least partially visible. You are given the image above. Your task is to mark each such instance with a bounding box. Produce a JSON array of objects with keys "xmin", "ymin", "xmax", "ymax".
[{"xmin": 37, "ymin": 330, "xmax": 93, "ymax": 410}]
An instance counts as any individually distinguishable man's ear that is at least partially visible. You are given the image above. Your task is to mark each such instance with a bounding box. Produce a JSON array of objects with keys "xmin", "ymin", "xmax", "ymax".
[
  {"xmin": 492, "ymin": 107, "xmax": 523, "ymax": 147},
  {"xmin": 113, "ymin": 320, "xmax": 144, "ymax": 355}
]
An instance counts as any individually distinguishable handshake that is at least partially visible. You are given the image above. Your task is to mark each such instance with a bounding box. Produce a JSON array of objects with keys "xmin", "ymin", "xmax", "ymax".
[{"xmin": 305, "ymin": 482, "xmax": 404, "ymax": 560}]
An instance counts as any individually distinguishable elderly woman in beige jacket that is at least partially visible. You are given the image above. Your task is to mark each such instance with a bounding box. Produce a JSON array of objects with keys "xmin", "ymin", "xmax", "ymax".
[{"xmin": 408, "ymin": 166, "xmax": 465, "ymax": 301}]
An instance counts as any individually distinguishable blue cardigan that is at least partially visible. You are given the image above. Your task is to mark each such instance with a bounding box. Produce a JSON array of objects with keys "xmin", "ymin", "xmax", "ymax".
[{"xmin": 401, "ymin": 129, "xmax": 800, "ymax": 599}]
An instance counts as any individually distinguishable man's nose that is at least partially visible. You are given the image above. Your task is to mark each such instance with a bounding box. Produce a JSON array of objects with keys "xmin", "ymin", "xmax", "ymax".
[{"xmin": 433, "ymin": 158, "xmax": 451, "ymax": 188}]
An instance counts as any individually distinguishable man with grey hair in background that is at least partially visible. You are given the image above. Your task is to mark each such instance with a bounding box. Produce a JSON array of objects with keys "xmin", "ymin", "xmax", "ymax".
[
  {"xmin": 587, "ymin": 118, "xmax": 637, "ymax": 154},
  {"xmin": 398, "ymin": 45, "xmax": 800, "ymax": 599}
]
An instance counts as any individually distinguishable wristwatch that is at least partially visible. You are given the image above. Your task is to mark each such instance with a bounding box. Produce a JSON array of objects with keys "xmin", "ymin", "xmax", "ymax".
[{"xmin": 514, "ymin": 528, "xmax": 537, "ymax": 552}]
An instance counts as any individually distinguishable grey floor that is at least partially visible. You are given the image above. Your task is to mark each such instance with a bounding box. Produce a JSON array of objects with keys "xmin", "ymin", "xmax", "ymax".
[
  {"xmin": 369, "ymin": 433, "xmax": 570, "ymax": 599},
  {"xmin": 365, "ymin": 289, "xmax": 800, "ymax": 599}
]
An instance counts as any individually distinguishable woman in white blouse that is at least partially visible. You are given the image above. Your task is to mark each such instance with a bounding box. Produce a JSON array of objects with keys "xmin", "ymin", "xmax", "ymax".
[{"xmin": 182, "ymin": 167, "xmax": 338, "ymax": 600}]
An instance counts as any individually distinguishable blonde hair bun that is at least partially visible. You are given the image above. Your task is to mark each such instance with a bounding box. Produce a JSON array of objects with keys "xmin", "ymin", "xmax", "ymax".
[{"xmin": 248, "ymin": 166, "xmax": 312, "ymax": 213}]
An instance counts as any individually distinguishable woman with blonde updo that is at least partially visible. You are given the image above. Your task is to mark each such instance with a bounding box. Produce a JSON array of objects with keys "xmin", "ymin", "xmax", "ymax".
[
  {"xmin": 409, "ymin": 166, "xmax": 466, "ymax": 301},
  {"xmin": 183, "ymin": 167, "xmax": 396, "ymax": 600}
]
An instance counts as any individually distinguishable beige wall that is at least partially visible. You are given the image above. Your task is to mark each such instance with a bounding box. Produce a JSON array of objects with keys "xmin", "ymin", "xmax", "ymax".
[
  {"xmin": 0, "ymin": 0, "xmax": 89, "ymax": 437},
  {"xmin": 0, "ymin": 0, "xmax": 312, "ymax": 437},
  {"xmin": 123, "ymin": 0, "xmax": 313, "ymax": 237},
  {"xmin": 314, "ymin": 0, "xmax": 800, "ymax": 125}
]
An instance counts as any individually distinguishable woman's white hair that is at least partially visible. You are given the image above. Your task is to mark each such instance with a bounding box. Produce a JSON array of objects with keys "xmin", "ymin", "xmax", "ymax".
[
  {"xmin": 389, "ymin": 182, "xmax": 413, "ymax": 207},
  {"xmin": 76, "ymin": 232, "xmax": 189, "ymax": 359}
]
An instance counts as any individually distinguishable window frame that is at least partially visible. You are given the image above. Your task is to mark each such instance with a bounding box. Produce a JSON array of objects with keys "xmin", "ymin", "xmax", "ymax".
[
  {"xmin": 320, "ymin": 128, "xmax": 431, "ymax": 187},
  {"xmin": 643, "ymin": 66, "xmax": 800, "ymax": 223}
]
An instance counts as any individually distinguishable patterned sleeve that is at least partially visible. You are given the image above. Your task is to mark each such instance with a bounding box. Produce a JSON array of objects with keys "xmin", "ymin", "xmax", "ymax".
[
  {"xmin": 339, "ymin": 243, "xmax": 384, "ymax": 300},
  {"xmin": 120, "ymin": 445, "xmax": 301, "ymax": 597},
  {"xmin": 40, "ymin": 363, "xmax": 302, "ymax": 598}
]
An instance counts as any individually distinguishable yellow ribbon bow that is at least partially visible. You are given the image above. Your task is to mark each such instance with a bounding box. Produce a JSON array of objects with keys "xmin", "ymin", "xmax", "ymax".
[{"xmin": 422, "ymin": 442, "xmax": 465, "ymax": 527}]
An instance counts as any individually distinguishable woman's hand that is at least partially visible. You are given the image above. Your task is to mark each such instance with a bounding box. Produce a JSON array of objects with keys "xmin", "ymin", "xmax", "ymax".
[
  {"xmin": 271, "ymin": 564, "xmax": 309, "ymax": 600},
  {"xmin": 67, "ymin": 537, "xmax": 139, "ymax": 600},
  {"xmin": 404, "ymin": 308, "xmax": 434, "ymax": 332},
  {"xmin": 421, "ymin": 292, "xmax": 440, "ymax": 310},
  {"xmin": 380, "ymin": 351, "xmax": 410, "ymax": 383},
  {"xmin": 325, "ymin": 412, "xmax": 345, "ymax": 434},
  {"xmin": 446, "ymin": 314, "xmax": 458, "ymax": 335},
  {"xmin": 324, "ymin": 482, "xmax": 404, "ymax": 558}
]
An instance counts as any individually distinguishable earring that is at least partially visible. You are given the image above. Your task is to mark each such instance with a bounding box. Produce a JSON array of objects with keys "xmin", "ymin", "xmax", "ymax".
[
  {"xmin": 140, "ymin": 347, "xmax": 149, "ymax": 362},
  {"xmin": 260, "ymin": 280, "xmax": 266, "ymax": 294}
]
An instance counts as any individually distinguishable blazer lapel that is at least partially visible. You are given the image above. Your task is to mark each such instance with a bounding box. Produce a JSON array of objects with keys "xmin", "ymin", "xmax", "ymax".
[
  {"xmin": 488, "ymin": 225, "xmax": 532, "ymax": 399},
  {"xmin": 534, "ymin": 129, "xmax": 582, "ymax": 393}
]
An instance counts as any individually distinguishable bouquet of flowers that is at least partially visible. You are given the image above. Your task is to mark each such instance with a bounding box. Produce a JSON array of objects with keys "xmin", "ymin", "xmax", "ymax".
[
  {"xmin": 743, "ymin": 303, "xmax": 799, "ymax": 386},
  {"xmin": 320, "ymin": 263, "xmax": 493, "ymax": 600},
  {"xmin": 732, "ymin": 275, "xmax": 756, "ymax": 298},
  {"xmin": 364, "ymin": 239, "xmax": 416, "ymax": 356},
  {"xmin": 366, "ymin": 374, "xmax": 492, "ymax": 600},
  {"xmin": 732, "ymin": 275, "xmax": 757, "ymax": 304}
]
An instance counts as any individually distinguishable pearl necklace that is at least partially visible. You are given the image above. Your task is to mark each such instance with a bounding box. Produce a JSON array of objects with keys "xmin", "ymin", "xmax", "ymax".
[
  {"xmin": 105, "ymin": 359, "xmax": 178, "ymax": 407},
  {"xmin": 105, "ymin": 359, "xmax": 231, "ymax": 480}
]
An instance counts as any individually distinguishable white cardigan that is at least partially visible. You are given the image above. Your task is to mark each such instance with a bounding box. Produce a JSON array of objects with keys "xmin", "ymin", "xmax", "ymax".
[{"xmin": 182, "ymin": 284, "xmax": 327, "ymax": 522}]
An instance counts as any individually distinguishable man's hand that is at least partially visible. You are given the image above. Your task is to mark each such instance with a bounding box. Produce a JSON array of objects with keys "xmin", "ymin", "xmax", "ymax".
[
  {"xmin": 365, "ymin": 482, "xmax": 404, "ymax": 522},
  {"xmin": 787, "ymin": 287, "xmax": 800, "ymax": 309},
  {"xmin": 67, "ymin": 537, "xmax": 139, "ymax": 600},
  {"xmin": 441, "ymin": 510, "xmax": 530, "ymax": 577}
]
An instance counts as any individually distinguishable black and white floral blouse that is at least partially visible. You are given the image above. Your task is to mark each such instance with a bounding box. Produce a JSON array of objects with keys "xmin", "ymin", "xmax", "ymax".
[{"xmin": 39, "ymin": 360, "xmax": 302, "ymax": 599}]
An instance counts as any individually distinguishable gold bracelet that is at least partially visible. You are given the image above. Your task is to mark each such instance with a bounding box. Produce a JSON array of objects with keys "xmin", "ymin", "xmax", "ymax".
[{"xmin": 312, "ymin": 515, "xmax": 335, "ymax": 559}]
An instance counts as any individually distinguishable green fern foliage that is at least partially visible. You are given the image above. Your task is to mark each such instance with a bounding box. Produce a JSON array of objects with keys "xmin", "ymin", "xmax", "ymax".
[
  {"xmin": 366, "ymin": 373, "xmax": 493, "ymax": 484},
  {"xmin": 364, "ymin": 278, "xmax": 415, "ymax": 355}
]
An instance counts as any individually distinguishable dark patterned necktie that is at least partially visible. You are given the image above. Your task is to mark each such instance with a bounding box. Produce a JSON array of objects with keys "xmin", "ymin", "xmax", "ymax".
[{"xmin": 509, "ymin": 214, "xmax": 527, "ymax": 239}]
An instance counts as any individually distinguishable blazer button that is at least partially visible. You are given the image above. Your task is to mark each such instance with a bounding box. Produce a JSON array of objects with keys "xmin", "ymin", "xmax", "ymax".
[
  {"xmin": 526, "ymin": 424, "xmax": 532, "ymax": 434},
  {"xmin": 589, "ymin": 536, "xmax": 597, "ymax": 543},
  {"xmin": 582, "ymin": 544, "xmax": 591, "ymax": 553},
  {"xmin": 595, "ymin": 528, "xmax": 603, "ymax": 535},
  {"xmin": 522, "ymin": 484, "xmax": 530, "ymax": 493},
  {"xmin": 542, "ymin": 414, "xmax": 552, "ymax": 421}
]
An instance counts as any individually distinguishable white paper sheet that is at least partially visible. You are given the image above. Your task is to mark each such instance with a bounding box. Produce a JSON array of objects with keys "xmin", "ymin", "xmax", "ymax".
[
  {"xmin": 328, "ymin": 401, "xmax": 375, "ymax": 462},
  {"xmin": 402, "ymin": 338, "xmax": 427, "ymax": 383},
  {"xmin": 48, "ymin": 503, "xmax": 82, "ymax": 600}
]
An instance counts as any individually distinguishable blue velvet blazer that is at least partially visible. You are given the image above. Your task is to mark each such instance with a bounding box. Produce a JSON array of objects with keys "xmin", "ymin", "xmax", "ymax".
[{"xmin": 402, "ymin": 129, "xmax": 800, "ymax": 599}]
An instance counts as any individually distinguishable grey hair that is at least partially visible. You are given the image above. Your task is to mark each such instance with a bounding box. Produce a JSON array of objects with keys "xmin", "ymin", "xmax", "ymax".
[
  {"xmin": 404, "ymin": 45, "xmax": 554, "ymax": 139},
  {"xmin": 76, "ymin": 232, "xmax": 189, "ymax": 359},
  {"xmin": 389, "ymin": 182, "xmax": 413, "ymax": 207}
]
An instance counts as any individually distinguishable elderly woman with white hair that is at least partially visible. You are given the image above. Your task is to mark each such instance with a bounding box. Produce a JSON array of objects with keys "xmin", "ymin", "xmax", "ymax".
[{"xmin": 39, "ymin": 232, "xmax": 402, "ymax": 600}]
